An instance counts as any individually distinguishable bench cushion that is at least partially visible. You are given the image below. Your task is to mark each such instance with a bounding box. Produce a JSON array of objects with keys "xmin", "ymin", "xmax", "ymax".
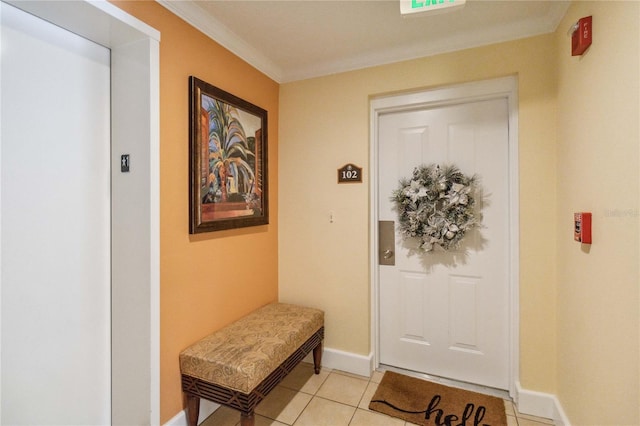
[{"xmin": 179, "ymin": 303, "xmax": 324, "ymax": 394}]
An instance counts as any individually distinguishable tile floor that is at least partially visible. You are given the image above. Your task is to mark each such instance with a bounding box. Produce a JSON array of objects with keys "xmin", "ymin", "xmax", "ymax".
[{"xmin": 201, "ymin": 363, "xmax": 555, "ymax": 426}]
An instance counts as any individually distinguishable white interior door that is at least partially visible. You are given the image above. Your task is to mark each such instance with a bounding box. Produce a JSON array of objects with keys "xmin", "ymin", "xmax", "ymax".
[
  {"xmin": 1, "ymin": 3, "xmax": 111, "ymax": 424},
  {"xmin": 377, "ymin": 95, "xmax": 511, "ymax": 390}
]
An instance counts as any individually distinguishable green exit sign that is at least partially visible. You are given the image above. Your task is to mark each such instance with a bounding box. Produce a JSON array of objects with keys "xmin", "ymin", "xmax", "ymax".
[{"xmin": 400, "ymin": 0, "xmax": 466, "ymax": 16}]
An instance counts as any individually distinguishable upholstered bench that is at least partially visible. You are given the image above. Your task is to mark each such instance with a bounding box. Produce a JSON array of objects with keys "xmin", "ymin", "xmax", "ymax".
[{"xmin": 179, "ymin": 303, "xmax": 324, "ymax": 426}]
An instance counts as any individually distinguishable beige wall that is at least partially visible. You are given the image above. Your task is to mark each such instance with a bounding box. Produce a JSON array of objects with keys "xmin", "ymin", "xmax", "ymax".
[
  {"xmin": 279, "ymin": 35, "xmax": 559, "ymax": 393},
  {"xmin": 555, "ymin": 2, "xmax": 639, "ymax": 425},
  {"xmin": 280, "ymin": 2, "xmax": 640, "ymax": 423}
]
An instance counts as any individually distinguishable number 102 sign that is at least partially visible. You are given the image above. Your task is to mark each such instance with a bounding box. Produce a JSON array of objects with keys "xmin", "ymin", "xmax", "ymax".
[{"xmin": 338, "ymin": 163, "xmax": 363, "ymax": 184}]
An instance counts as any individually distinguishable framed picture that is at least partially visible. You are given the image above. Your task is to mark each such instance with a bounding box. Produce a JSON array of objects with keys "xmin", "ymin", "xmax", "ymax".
[{"xmin": 189, "ymin": 76, "xmax": 268, "ymax": 233}]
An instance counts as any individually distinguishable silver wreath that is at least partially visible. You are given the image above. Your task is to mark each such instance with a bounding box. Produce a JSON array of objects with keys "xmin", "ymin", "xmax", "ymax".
[{"xmin": 391, "ymin": 164, "xmax": 480, "ymax": 252}]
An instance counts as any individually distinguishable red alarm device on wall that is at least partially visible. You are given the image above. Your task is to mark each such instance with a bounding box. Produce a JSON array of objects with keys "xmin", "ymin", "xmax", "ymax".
[
  {"xmin": 571, "ymin": 16, "xmax": 592, "ymax": 56},
  {"xmin": 574, "ymin": 212, "xmax": 592, "ymax": 244}
]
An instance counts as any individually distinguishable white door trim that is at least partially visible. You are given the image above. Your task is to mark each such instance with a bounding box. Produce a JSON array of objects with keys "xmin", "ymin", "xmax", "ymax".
[
  {"xmin": 0, "ymin": 1, "xmax": 160, "ymax": 423},
  {"xmin": 369, "ymin": 76, "xmax": 520, "ymax": 397}
]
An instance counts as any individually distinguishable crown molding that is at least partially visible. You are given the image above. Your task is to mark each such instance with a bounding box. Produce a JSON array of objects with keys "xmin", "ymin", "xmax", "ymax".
[
  {"xmin": 156, "ymin": 0, "xmax": 284, "ymax": 83},
  {"xmin": 283, "ymin": 5, "xmax": 569, "ymax": 83},
  {"xmin": 156, "ymin": 0, "xmax": 570, "ymax": 84}
]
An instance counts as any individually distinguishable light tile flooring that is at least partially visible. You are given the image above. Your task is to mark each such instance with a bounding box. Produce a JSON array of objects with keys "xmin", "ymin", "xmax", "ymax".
[{"xmin": 202, "ymin": 363, "xmax": 555, "ymax": 426}]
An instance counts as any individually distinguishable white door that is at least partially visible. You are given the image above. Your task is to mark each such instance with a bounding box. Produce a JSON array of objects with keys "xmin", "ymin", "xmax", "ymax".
[
  {"xmin": 1, "ymin": 3, "xmax": 111, "ymax": 424},
  {"xmin": 377, "ymin": 95, "xmax": 511, "ymax": 390}
]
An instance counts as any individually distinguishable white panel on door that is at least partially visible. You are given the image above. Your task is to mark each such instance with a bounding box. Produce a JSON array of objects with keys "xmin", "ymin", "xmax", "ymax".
[
  {"xmin": 400, "ymin": 271, "xmax": 430, "ymax": 343},
  {"xmin": 448, "ymin": 123, "xmax": 477, "ymax": 173},
  {"xmin": 448, "ymin": 275, "xmax": 482, "ymax": 354},
  {"xmin": 399, "ymin": 126, "xmax": 429, "ymax": 173}
]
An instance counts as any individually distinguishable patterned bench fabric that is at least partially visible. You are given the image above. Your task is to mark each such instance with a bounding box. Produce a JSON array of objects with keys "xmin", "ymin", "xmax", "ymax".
[{"xmin": 179, "ymin": 303, "xmax": 324, "ymax": 394}]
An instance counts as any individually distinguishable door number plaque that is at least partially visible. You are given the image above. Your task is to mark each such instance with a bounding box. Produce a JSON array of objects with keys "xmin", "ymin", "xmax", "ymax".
[{"xmin": 338, "ymin": 163, "xmax": 362, "ymax": 184}]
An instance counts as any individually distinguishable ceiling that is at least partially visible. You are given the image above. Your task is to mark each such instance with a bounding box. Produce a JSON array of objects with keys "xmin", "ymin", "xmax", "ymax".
[{"xmin": 157, "ymin": 0, "xmax": 570, "ymax": 83}]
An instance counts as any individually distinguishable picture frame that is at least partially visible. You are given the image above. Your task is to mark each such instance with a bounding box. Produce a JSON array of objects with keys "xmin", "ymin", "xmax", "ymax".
[{"xmin": 189, "ymin": 76, "xmax": 268, "ymax": 233}]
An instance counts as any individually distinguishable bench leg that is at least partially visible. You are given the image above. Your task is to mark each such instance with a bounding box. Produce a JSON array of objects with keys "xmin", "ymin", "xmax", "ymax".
[
  {"xmin": 185, "ymin": 393, "xmax": 200, "ymax": 426},
  {"xmin": 313, "ymin": 341, "xmax": 323, "ymax": 374},
  {"xmin": 240, "ymin": 411, "xmax": 255, "ymax": 426}
]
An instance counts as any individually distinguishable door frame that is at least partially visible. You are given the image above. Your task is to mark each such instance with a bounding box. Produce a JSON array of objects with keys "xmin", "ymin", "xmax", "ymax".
[
  {"xmin": 0, "ymin": 1, "xmax": 160, "ymax": 423},
  {"xmin": 369, "ymin": 76, "xmax": 519, "ymax": 397}
]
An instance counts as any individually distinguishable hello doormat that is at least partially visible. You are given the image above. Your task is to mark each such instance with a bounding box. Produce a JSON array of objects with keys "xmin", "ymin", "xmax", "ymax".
[{"xmin": 369, "ymin": 371, "xmax": 507, "ymax": 426}]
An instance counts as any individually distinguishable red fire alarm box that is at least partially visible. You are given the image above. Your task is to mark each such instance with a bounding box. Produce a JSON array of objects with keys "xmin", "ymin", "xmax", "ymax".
[
  {"xmin": 574, "ymin": 212, "xmax": 592, "ymax": 244},
  {"xmin": 572, "ymin": 16, "xmax": 592, "ymax": 56}
]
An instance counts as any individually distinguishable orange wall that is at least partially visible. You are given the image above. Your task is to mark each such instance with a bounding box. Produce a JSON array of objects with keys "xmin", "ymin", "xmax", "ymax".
[{"xmin": 111, "ymin": 1, "xmax": 279, "ymax": 422}]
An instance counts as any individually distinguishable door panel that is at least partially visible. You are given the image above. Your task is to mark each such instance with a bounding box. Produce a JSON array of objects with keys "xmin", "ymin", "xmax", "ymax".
[
  {"xmin": 378, "ymin": 97, "xmax": 510, "ymax": 390},
  {"xmin": 1, "ymin": 3, "xmax": 111, "ymax": 424}
]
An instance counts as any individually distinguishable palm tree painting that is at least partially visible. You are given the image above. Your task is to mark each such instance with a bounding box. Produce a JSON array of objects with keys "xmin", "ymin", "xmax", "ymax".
[
  {"xmin": 189, "ymin": 76, "xmax": 268, "ymax": 233},
  {"xmin": 202, "ymin": 94, "xmax": 257, "ymax": 202}
]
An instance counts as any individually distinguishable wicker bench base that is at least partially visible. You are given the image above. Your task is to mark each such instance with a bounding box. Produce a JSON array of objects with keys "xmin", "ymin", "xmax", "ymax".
[{"xmin": 182, "ymin": 327, "xmax": 324, "ymax": 426}]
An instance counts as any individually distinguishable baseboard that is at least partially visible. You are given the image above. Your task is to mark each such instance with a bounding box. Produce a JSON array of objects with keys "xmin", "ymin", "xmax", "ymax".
[
  {"xmin": 163, "ymin": 398, "xmax": 219, "ymax": 426},
  {"xmin": 304, "ymin": 346, "xmax": 374, "ymax": 378},
  {"xmin": 515, "ymin": 382, "xmax": 571, "ymax": 426}
]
